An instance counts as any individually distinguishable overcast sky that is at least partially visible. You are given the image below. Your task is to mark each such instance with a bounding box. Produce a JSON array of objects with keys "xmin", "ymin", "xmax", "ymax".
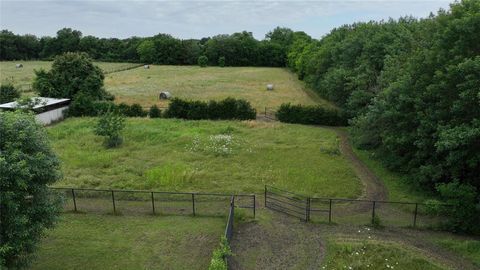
[{"xmin": 0, "ymin": 0, "xmax": 451, "ymax": 40}]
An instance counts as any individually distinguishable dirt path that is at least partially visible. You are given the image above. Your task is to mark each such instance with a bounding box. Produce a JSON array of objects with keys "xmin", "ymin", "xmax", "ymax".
[{"xmin": 330, "ymin": 127, "xmax": 388, "ymax": 201}]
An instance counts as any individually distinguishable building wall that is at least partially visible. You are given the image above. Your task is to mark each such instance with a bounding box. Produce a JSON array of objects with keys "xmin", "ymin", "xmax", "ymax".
[{"xmin": 36, "ymin": 106, "xmax": 69, "ymax": 125}]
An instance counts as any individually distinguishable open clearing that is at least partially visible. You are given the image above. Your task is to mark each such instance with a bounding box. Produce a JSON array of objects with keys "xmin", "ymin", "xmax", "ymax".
[
  {"xmin": 29, "ymin": 213, "xmax": 224, "ymax": 270},
  {"xmin": 48, "ymin": 118, "xmax": 361, "ymax": 197},
  {"xmin": 0, "ymin": 61, "xmax": 140, "ymax": 93},
  {"xmin": 104, "ymin": 65, "xmax": 330, "ymax": 111},
  {"xmin": 0, "ymin": 61, "xmax": 333, "ymax": 111}
]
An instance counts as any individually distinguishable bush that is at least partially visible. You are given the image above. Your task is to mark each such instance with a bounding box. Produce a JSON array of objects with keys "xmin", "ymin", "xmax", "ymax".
[
  {"xmin": 0, "ymin": 84, "xmax": 20, "ymax": 103},
  {"xmin": 218, "ymin": 56, "xmax": 226, "ymax": 67},
  {"xmin": 94, "ymin": 111, "xmax": 126, "ymax": 148},
  {"xmin": 435, "ymin": 182, "xmax": 479, "ymax": 233},
  {"xmin": 127, "ymin": 103, "xmax": 148, "ymax": 117},
  {"xmin": 149, "ymin": 105, "xmax": 162, "ymax": 118},
  {"xmin": 67, "ymin": 92, "xmax": 97, "ymax": 116},
  {"xmin": 276, "ymin": 103, "xmax": 347, "ymax": 126},
  {"xmin": 198, "ymin": 55, "xmax": 208, "ymax": 67},
  {"xmin": 164, "ymin": 97, "xmax": 256, "ymax": 120},
  {"xmin": 208, "ymin": 237, "xmax": 231, "ymax": 270}
]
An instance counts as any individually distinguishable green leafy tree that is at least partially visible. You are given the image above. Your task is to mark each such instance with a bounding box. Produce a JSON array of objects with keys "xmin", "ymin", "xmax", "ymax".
[
  {"xmin": 0, "ymin": 84, "xmax": 20, "ymax": 103},
  {"xmin": 218, "ymin": 56, "xmax": 225, "ymax": 67},
  {"xmin": 198, "ymin": 55, "xmax": 208, "ymax": 67},
  {"xmin": 94, "ymin": 111, "xmax": 126, "ymax": 148},
  {"xmin": 0, "ymin": 111, "xmax": 61, "ymax": 268},
  {"xmin": 136, "ymin": 40, "xmax": 156, "ymax": 64},
  {"xmin": 33, "ymin": 52, "xmax": 111, "ymax": 100}
]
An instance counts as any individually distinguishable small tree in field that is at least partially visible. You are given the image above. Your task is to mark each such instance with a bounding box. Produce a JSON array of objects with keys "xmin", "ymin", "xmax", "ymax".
[
  {"xmin": 218, "ymin": 56, "xmax": 225, "ymax": 67},
  {"xmin": 198, "ymin": 55, "xmax": 208, "ymax": 67},
  {"xmin": 0, "ymin": 84, "xmax": 20, "ymax": 103},
  {"xmin": 149, "ymin": 105, "xmax": 162, "ymax": 118},
  {"xmin": 94, "ymin": 111, "xmax": 126, "ymax": 148},
  {"xmin": 0, "ymin": 111, "xmax": 61, "ymax": 268}
]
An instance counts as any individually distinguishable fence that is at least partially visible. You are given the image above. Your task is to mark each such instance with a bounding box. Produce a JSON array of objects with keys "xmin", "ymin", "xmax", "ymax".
[
  {"xmin": 265, "ymin": 185, "xmax": 451, "ymax": 228},
  {"xmin": 262, "ymin": 107, "xmax": 277, "ymax": 120},
  {"xmin": 49, "ymin": 187, "xmax": 255, "ymax": 218}
]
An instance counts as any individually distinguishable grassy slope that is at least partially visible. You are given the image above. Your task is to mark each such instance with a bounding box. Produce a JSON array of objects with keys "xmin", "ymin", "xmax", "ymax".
[
  {"xmin": 0, "ymin": 61, "xmax": 139, "ymax": 93},
  {"xmin": 29, "ymin": 213, "xmax": 224, "ymax": 270},
  {"xmin": 48, "ymin": 118, "xmax": 361, "ymax": 197},
  {"xmin": 104, "ymin": 65, "xmax": 333, "ymax": 111},
  {"xmin": 429, "ymin": 236, "xmax": 480, "ymax": 268}
]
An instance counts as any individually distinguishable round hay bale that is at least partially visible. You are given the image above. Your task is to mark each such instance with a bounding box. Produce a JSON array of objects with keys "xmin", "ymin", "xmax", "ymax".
[
  {"xmin": 266, "ymin": 84, "xmax": 274, "ymax": 91},
  {"xmin": 159, "ymin": 91, "xmax": 172, "ymax": 100},
  {"xmin": 16, "ymin": 64, "xmax": 23, "ymax": 69},
  {"xmin": 144, "ymin": 65, "xmax": 150, "ymax": 69}
]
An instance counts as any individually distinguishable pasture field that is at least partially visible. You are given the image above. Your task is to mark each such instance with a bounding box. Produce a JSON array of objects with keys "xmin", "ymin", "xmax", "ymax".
[
  {"xmin": 30, "ymin": 213, "xmax": 224, "ymax": 270},
  {"xmin": 0, "ymin": 61, "xmax": 140, "ymax": 92},
  {"xmin": 47, "ymin": 118, "xmax": 361, "ymax": 197},
  {"xmin": 103, "ymin": 65, "xmax": 330, "ymax": 111}
]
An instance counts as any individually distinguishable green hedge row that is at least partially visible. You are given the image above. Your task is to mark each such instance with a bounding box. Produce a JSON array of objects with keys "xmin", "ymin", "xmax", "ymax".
[
  {"xmin": 164, "ymin": 98, "xmax": 256, "ymax": 120},
  {"xmin": 276, "ymin": 103, "xmax": 347, "ymax": 126}
]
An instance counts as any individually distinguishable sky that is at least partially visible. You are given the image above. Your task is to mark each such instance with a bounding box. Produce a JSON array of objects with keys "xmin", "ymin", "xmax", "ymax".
[{"xmin": 0, "ymin": 0, "xmax": 452, "ymax": 40}]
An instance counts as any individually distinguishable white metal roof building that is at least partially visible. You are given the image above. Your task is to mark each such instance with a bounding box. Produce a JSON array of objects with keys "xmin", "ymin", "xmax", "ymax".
[{"xmin": 0, "ymin": 97, "xmax": 71, "ymax": 125}]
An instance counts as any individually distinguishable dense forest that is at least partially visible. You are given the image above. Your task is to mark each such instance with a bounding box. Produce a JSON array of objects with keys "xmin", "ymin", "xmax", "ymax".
[{"xmin": 1, "ymin": 0, "xmax": 478, "ymax": 230}]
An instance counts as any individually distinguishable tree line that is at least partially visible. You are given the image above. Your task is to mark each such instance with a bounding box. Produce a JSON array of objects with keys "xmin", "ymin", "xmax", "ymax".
[
  {"xmin": 286, "ymin": 0, "xmax": 479, "ymax": 231},
  {"xmin": 0, "ymin": 27, "xmax": 303, "ymax": 67}
]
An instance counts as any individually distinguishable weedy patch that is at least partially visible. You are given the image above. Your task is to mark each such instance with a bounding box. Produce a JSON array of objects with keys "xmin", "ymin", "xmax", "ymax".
[{"xmin": 186, "ymin": 134, "xmax": 245, "ymax": 157}]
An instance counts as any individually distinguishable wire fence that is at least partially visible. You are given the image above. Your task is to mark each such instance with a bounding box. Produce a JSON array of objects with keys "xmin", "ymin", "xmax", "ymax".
[
  {"xmin": 265, "ymin": 185, "xmax": 451, "ymax": 229},
  {"xmin": 49, "ymin": 187, "xmax": 255, "ymax": 218}
]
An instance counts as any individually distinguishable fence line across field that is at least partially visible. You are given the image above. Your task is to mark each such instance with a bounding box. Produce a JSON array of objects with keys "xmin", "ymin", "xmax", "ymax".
[
  {"xmin": 265, "ymin": 185, "xmax": 452, "ymax": 228},
  {"xmin": 49, "ymin": 187, "xmax": 255, "ymax": 218}
]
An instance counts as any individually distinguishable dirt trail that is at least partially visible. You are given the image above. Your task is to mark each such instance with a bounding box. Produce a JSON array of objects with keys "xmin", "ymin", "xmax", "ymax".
[{"xmin": 330, "ymin": 127, "xmax": 388, "ymax": 201}]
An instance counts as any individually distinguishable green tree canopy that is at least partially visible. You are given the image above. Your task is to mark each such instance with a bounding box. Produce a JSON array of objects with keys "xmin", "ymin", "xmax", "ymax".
[
  {"xmin": 0, "ymin": 111, "xmax": 62, "ymax": 268},
  {"xmin": 136, "ymin": 40, "xmax": 156, "ymax": 64}
]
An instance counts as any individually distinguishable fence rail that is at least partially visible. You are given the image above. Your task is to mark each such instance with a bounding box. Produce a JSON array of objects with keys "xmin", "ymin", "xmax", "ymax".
[
  {"xmin": 265, "ymin": 185, "xmax": 451, "ymax": 228},
  {"xmin": 49, "ymin": 187, "xmax": 255, "ymax": 218}
]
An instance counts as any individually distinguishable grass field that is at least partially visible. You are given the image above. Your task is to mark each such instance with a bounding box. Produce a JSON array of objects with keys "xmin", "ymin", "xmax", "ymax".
[
  {"xmin": 0, "ymin": 61, "xmax": 140, "ymax": 93},
  {"xmin": 30, "ymin": 213, "xmax": 224, "ymax": 270},
  {"xmin": 48, "ymin": 118, "xmax": 361, "ymax": 197},
  {"xmin": 104, "ymin": 65, "xmax": 330, "ymax": 111},
  {"xmin": 322, "ymin": 240, "xmax": 446, "ymax": 270},
  {"xmin": 429, "ymin": 236, "xmax": 480, "ymax": 267}
]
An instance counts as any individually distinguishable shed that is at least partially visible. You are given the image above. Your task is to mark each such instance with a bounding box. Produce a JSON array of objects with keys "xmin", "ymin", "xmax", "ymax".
[
  {"xmin": 159, "ymin": 91, "xmax": 172, "ymax": 100},
  {"xmin": 266, "ymin": 84, "xmax": 274, "ymax": 91},
  {"xmin": 0, "ymin": 97, "xmax": 70, "ymax": 125}
]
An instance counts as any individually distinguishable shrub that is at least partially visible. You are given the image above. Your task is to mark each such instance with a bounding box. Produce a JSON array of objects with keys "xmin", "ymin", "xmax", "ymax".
[
  {"xmin": 0, "ymin": 84, "xmax": 20, "ymax": 103},
  {"xmin": 149, "ymin": 105, "xmax": 162, "ymax": 118},
  {"xmin": 164, "ymin": 97, "xmax": 256, "ymax": 120},
  {"xmin": 208, "ymin": 237, "xmax": 231, "ymax": 270},
  {"xmin": 276, "ymin": 103, "xmax": 347, "ymax": 126},
  {"xmin": 94, "ymin": 111, "xmax": 126, "ymax": 148},
  {"xmin": 218, "ymin": 56, "xmax": 226, "ymax": 67},
  {"xmin": 435, "ymin": 182, "xmax": 479, "ymax": 233},
  {"xmin": 198, "ymin": 55, "xmax": 208, "ymax": 67},
  {"xmin": 67, "ymin": 92, "xmax": 97, "ymax": 116},
  {"xmin": 128, "ymin": 103, "xmax": 148, "ymax": 117}
]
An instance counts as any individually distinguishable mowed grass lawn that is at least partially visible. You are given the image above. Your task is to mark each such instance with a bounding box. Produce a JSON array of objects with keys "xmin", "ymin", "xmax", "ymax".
[
  {"xmin": 30, "ymin": 213, "xmax": 224, "ymax": 270},
  {"xmin": 48, "ymin": 118, "xmax": 360, "ymax": 197},
  {"xmin": 104, "ymin": 65, "xmax": 332, "ymax": 111},
  {"xmin": 0, "ymin": 61, "xmax": 139, "ymax": 92}
]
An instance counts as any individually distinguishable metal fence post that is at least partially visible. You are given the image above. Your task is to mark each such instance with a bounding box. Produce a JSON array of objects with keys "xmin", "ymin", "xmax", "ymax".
[
  {"xmin": 71, "ymin": 188, "xmax": 77, "ymax": 212},
  {"xmin": 371, "ymin": 201, "xmax": 376, "ymax": 225},
  {"xmin": 111, "ymin": 190, "xmax": 116, "ymax": 214},
  {"xmin": 192, "ymin": 193, "xmax": 196, "ymax": 216},
  {"xmin": 253, "ymin": 195, "xmax": 256, "ymax": 218},
  {"xmin": 306, "ymin": 197, "xmax": 311, "ymax": 222},
  {"xmin": 264, "ymin": 185, "xmax": 267, "ymax": 207},
  {"xmin": 151, "ymin": 192, "xmax": 155, "ymax": 214},
  {"xmin": 413, "ymin": 203, "xmax": 418, "ymax": 227},
  {"xmin": 329, "ymin": 199, "xmax": 332, "ymax": 223}
]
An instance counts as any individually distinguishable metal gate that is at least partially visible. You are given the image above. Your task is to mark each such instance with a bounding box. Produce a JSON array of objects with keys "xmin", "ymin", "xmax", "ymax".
[{"xmin": 264, "ymin": 185, "xmax": 309, "ymax": 221}]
